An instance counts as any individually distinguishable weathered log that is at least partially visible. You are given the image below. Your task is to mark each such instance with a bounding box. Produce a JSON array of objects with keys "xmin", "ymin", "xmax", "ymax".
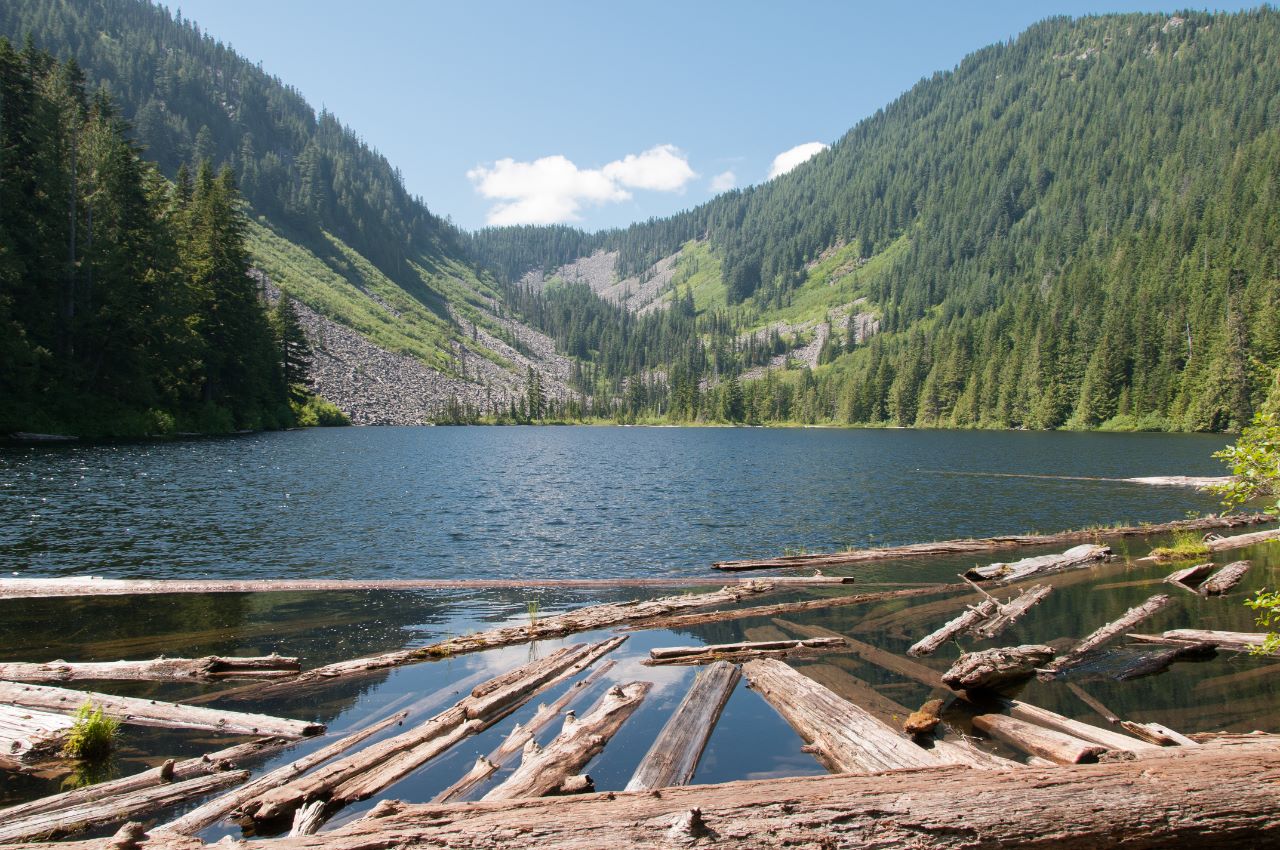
[
  {"xmin": 941, "ymin": 645, "xmax": 1055, "ymax": 691},
  {"xmin": 1206, "ymin": 527, "xmax": 1280, "ymax": 553},
  {"xmin": 794, "ymin": 663, "xmax": 913, "ymax": 725},
  {"xmin": 483, "ymin": 682, "xmax": 651, "ymax": 801},
  {"xmin": 743, "ymin": 658, "xmax": 943, "ymax": 773},
  {"xmin": 775, "ymin": 619, "xmax": 947, "ymax": 690},
  {"xmin": 1127, "ymin": 629, "xmax": 1270, "ymax": 652},
  {"xmin": 1200, "ymin": 560, "xmax": 1251, "ymax": 596},
  {"xmin": 0, "ymin": 681, "xmax": 321, "ymax": 738},
  {"xmin": 902, "ymin": 698, "xmax": 944, "ymax": 737},
  {"xmin": 155, "ymin": 712, "xmax": 408, "ymax": 836},
  {"xmin": 711, "ymin": 514, "xmax": 1271, "ymax": 571},
  {"xmin": 971, "ymin": 585, "xmax": 1052, "ymax": 639},
  {"xmin": 626, "ymin": 661, "xmax": 740, "ymax": 791},
  {"xmin": 289, "ymin": 801, "xmax": 328, "ymax": 838},
  {"xmin": 1001, "ymin": 699, "xmax": 1159, "ymax": 752},
  {"xmin": 965, "ymin": 544, "xmax": 1111, "ymax": 582},
  {"xmin": 1040, "ymin": 594, "xmax": 1172, "ymax": 678},
  {"xmin": 1120, "ymin": 720, "xmax": 1199, "ymax": 747},
  {"xmin": 0, "ymin": 770, "xmax": 248, "ymax": 844},
  {"xmin": 644, "ymin": 637, "xmax": 845, "ymax": 666},
  {"xmin": 971, "ymin": 714, "xmax": 1107, "ymax": 764},
  {"xmin": 1114, "ymin": 642, "xmax": 1217, "ymax": 681},
  {"xmin": 0, "ymin": 704, "xmax": 75, "ymax": 763},
  {"xmin": 907, "ymin": 599, "xmax": 1000, "ymax": 657},
  {"xmin": 0, "ymin": 655, "xmax": 300, "ymax": 683},
  {"xmin": 246, "ymin": 640, "xmax": 615, "ymax": 825},
  {"xmin": 180, "ymin": 737, "xmax": 1280, "ymax": 850},
  {"xmin": 1193, "ymin": 662, "xmax": 1280, "ymax": 696},
  {"xmin": 1166, "ymin": 562, "xmax": 1216, "ymax": 592},
  {"xmin": 0, "ymin": 737, "xmax": 290, "ymax": 824}
]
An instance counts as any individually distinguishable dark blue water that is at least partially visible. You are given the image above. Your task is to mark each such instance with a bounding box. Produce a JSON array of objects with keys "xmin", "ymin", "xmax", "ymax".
[{"xmin": 0, "ymin": 427, "xmax": 1230, "ymax": 578}]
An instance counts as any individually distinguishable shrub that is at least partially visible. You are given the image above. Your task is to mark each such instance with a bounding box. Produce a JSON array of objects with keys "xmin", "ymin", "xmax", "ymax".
[{"xmin": 61, "ymin": 702, "xmax": 120, "ymax": 760}]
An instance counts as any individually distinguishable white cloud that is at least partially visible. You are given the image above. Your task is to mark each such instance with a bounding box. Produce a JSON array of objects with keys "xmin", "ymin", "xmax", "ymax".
[
  {"xmin": 709, "ymin": 170, "xmax": 737, "ymax": 193},
  {"xmin": 468, "ymin": 145, "xmax": 697, "ymax": 226},
  {"xmin": 767, "ymin": 141, "xmax": 828, "ymax": 179}
]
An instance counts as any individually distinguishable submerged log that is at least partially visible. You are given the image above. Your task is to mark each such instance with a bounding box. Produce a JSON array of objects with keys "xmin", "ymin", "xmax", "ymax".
[
  {"xmin": 971, "ymin": 585, "xmax": 1052, "ymax": 639},
  {"xmin": 1165, "ymin": 563, "xmax": 1216, "ymax": 593},
  {"xmin": 188, "ymin": 737, "xmax": 1280, "ymax": 850},
  {"xmin": 941, "ymin": 645, "xmax": 1055, "ymax": 691},
  {"xmin": 775, "ymin": 619, "xmax": 947, "ymax": 690},
  {"xmin": 0, "ymin": 769, "xmax": 248, "ymax": 844},
  {"xmin": 626, "ymin": 661, "xmax": 740, "ymax": 791},
  {"xmin": 1200, "ymin": 560, "xmax": 1251, "ymax": 596},
  {"xmin": 965, "ymin": 544, "xmax": 1111, "ymax": 582},
  {"xmin": 1114, "ymin": 642, "xmax": 1217, "ymax": 681},
  {"xmin": 645, "ymin": 637, "xmax": 845, "ymax": 665},
  {"xmin": 155, "ymin": 712, "xmax": 408, "ymax": 836},
  {"xmin": 971, "ymin": 714, "xmax": 1107, "ymax": 764},
  {"xmin": 0, "ymin": 704, "xmax": 75, "ymax": 764},
  {"xmin": 1040, "ymin": 594, "xmax": 1172, "ymax": 678},
  {"xmin": 743, "ymin": 658, "xmax": 943, "ymax": 773},
  {"xmin": 1127, "ymin": 629, "xmax": 1270, "ymax": 652},
  {"xmin": 0, "ymin": 681, "xmax": 321, "ymax": 738},
  {"xmin": 907, "ymin": 599, "xmax": 1000, "ymax": 657},
  {"xmin": 0, "ymin": 655, "xmax": 300, "ymax": 683},
  {"xmin": 711, "ymin": 514, "xmax": 1268, "ymax": 572},
  {"xmin": 483, "ymin": 682, "xmax": 651, "ymax": 801}
]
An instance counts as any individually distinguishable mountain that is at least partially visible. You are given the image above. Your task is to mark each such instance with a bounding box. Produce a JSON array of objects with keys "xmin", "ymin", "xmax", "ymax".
[
  {"xmin": 472, "ymin": 9, "xmax": 1280, "ymax": 432},
  {"xmin": 0, "ymin": 0, "xmax": 572, "ymax": 425}
]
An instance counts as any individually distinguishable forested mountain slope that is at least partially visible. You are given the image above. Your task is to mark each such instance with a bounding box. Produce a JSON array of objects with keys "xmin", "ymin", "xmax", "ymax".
[
  {"xmin": 1, "ymin": 0, "xmax": 570, "ymax": 424},
  {"xmin": 473, "ymin": 10, "xmax": 1280, "ymax": 431}
]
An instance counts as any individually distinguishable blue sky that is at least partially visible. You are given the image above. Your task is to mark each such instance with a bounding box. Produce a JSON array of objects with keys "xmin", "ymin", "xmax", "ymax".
[{"xmin": 170, "ymin": 1, "xmax": 1255, "ymax": 233}]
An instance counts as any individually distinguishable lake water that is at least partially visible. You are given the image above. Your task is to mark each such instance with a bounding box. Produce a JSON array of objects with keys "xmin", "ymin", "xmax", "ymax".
[{"xmin": 2, "ymin": 427, "xmax": 1277, "ymax": 837}]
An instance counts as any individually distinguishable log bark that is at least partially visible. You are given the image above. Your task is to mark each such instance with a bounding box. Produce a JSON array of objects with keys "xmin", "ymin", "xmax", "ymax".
[
  {"xmin": 1001, "ymin": 699, "xmax": 1159, "ymax": 752},
  {"xmin": 742, "ymin": 658, "xmax": 943, "ymax": 773},
  {"xmin": 483, "ymin": 682, "xmax": 651, "ymax": 801},
  {"xmin": 0, "ymin": 770, "xmax": 247, "ymax": 844},
  {"xmin": 0, "ymin": 681, "xmax": 321, "ymax": 738},
  {"xmin": 908, "ymin": 599, "xmax": 1000, "ymax": 657},
  {"xmin": 1127, "ymin": 629, "xmax": 1270, "ymax": 652},
  {"xmin": 1206, "ymin": 527, "xmax": 1280, "ymax": 553},
  {"xmin": 965, "ymin": 544, "xmax": 1111, "ymax": 582},
  {"xmin": 1114, "ymin": 642, "xmax": 1217, "ymax": 681},
  {"xmin": 971, "ymin": 714, "xmax": 1107, "ymax": 764},
  {"xmin": 626, "ymin": 661, "xmax": 740, "ymax": 791},
  {"xmin": 645, "ymin": 637, "xmax": 845, "ymax": 666},
  {"xmin": 193, "ymin": 737, "xmax": 1280, "ymax": 850},
  {"xmin": 1200, "ymin": 561, "xmax": 1251, "ymax": 596},
  {"xmin": 1166, "ymin": 563, "xmax": 1216, "ymax": 592},
  {"xmin": 0, "ymin": 655, "xmax": 300, "ymax": 683},
  {"xmin": 0, "ymin": 704, "xmax": 75, "ymax": 763},
  {"xmin": 711, "ymin": 513, "xmax": 1267, "ymax": 571},
  {"xmin": 941, "ymin": 645, "xmax": 1055, "ymax": 691},
  {"xmin": 971, "ymin": 585, "xmax": 1052, "ymax": 639},
  {"xmin": 1040, "ymin": 593, "xmax": 1172, "ymax": 678},
  {"xmin": 154, "ymin": 711, "xmax": 408, "ymax": 836}
]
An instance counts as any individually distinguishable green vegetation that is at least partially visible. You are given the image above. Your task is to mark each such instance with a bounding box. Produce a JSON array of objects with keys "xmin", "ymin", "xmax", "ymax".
[
  {"xmin": 1148, "ymin": 531, "xmax": 1210, "ymax": 562},
  {"xmin": 61, "ymin": 702, "xmax": 120, "ymax": 760}
]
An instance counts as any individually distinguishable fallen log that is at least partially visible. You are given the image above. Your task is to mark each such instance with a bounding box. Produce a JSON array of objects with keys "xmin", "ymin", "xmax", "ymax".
[
  {"xmin": 1114, "ymin": 642, "xmax": 1217, "ymax": 681},
  {"xmin": 0, "ymin": 704, "xmax": 75, "ymax": 764},
  {"xmin": 907, "ymin": 599, "xmax": 1000, "ymax": 657},
  {"xmin": 1127, "ymin": 629, "xmax": 1270, "ymax": 653},
  {"xmin": 1200, "ymin": 560, "xmax": 1251, "ymax": 596},
  {"xmin": 742, "ymin": 658, "xmax": 943, "ymax": 773},
  {"xmin": 1165, "ymin": 563, "xmax": 1216, "ymax": 593},
  {"xmin": 0, "ymin": 655, "xmax": 300, "ymax": 683},
  {"xmin": 0, "ymin": 737, "xmax": 290, "ymax": 824},
  {"xmin": 1001, "ymin": 699, "xmax": 1158, "ymax": 752},
  {"xmin": 645, "ymin": 637, "xmax": 845, "ymax": 666},
  {"xmin": 0, "ymin": 770, "xmax": 247, "ymax": 844},
  {"xmin": 189, "ymin": 737, "xmax": 1280, "ymax": 850},
  {"xmin": 1040, "ymin": 594, "xmax": 1172, "ymax": 678},
  {"xmin": 0, "ymin": 681, "xmax": 321, "ymax": 738},
  {"xmin": 971, "ymin": 714, "xmax": 1106, "ymax": 764},
  {"xmin": 289, "ymin": 800, "xmax": 327, "ymax": 838},
  {"xmin": 483, "ymin": 682, "xmax": 651, "ymax": 801},
  {"xmin": 154, "ymin": 711, "xmax": 408, "ymax": 836},
  {"xmin": 245, "ymin": 639, "xmax": 617, "ymax": 826},
  {"xmin": 1120, "ymin": 720, "xmax": 1199, "ymax": 747},
  {"xmin": 941, "ymin": 645, "xmax": 1055, "ymax": 691},
  {"xmin": 965, "ymin": 544, "xmax": 1111, "ymax": 582},
  {"xmin": 626, "ymin": 661, "xmax": 740, "ymax": 791},
  {"xmin": 971, "ymin": 585, "xmax": 1052, "ymax": 639},
  {"xmin": 1206, "ymin": 527, "xmax": 1280, "ymax": 553},
  {"xmin": 711, "ymin": 514, "xmax": 1269, "ymax": 572}
]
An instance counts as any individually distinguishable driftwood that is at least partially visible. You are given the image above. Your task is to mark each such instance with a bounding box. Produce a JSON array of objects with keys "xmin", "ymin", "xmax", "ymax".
[
  {"xmin": 0, "ymin": 655, "xmax": 300, "ymax": 683},
  {"xmin": 1001, "ymin": 699, "xmax": 1158, "ymax": 753},
  {"xmin": 972, "ymin": 585, "xmax": 1052, "ymax": 639},
  {"xmin": 645, "ymin": 637, "xmax": 845, "ymax": 666},
  {"xmin": 1120, "ymin": 720, "xmax": 1199, "ymax": 747},
  {"xmin": 626, "ymin": 661, "xmax": 740, "ymax": 791},
  {"xmin": 965, "ymin": 544, "xmax": 1111, "ymax": 582},
  {"xmin": 1040, "ymin": 594, "xmax": 1172, "ymax": 678},
  {"xmin": 742, "ymin": 659, "xmax": 944, "ymax": 772},
  {"xmin": 941, "ymin": 645, "xmax": 1054, "ymax": 691},
  {"xmin": 0, "ymin": 681, "xmax": 321, "ymax": 738},
  {"xmin": 0, "ymin": 770, "xmax": 248, "ymax": 844},
  {"xmin": 710, "ymin": 513, "xmax": 1269, "ymax": 571},
  {"xmin": 289, "ymin": 801, "xmax": 328, "ymax": 838},
  {"xmin": 155, "ymin": 712, "xmax": 408, "ymax": 836},
  {"xmin": 159, "ymin": 737, "xmax": 1280, "ymax": 850},
  {"xmin": 0, "ymin": 704, "xmax": 76, "ymax": 764},
  {"xmin": 908, "ymin": 599, "xmax": 1000, "ymax": 657},
  {"xmin": 971, "ymin": 714, "xmax": 1107, "ymax": 764},
  {"xmin": 245, "ymin": 640, "xmax": 618, "ymax": 826},
  {"xmin": 482, "ymin": 682, "xmax": 651, "ymax": 801},
  {"xmin": 1127, "ymin": 629, "xmax": 1270, "ymax": 653},
  {"xmin": 1206, "ymin": 527, "xmax": 1280, "ymax": 553},
  {"xmin": 1166, "ymin": 563, "xmax": 1216, "ymax": 592},
  {"xmin": 1114, "ymin": 642, "xmax": 1217, "ymax": 681},
  {"xmin": 1200, "ymin": 560, "xmax": 1251, "ymax": 596}
]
